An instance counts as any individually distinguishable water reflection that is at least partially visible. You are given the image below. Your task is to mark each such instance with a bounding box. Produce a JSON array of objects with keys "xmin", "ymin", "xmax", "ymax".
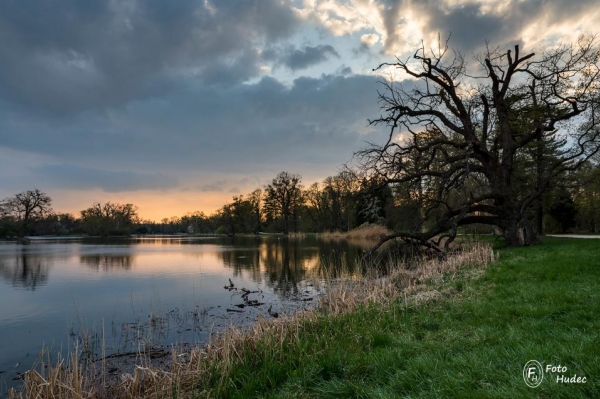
[
  {"xmin": 0, "ymin": 236, "xmax": 377, "ymax": 397},
  {"xmin": 0, "ymin": 250, "xmax": 50, "ymax": 290},
  {"xmin": 80, "ymin": 254, "xmax": 134, "ymax": 270},
  {"xmin": 0, "ymin": 237, "xmax": 369, "ymax": 293},
  {"xmin": 215, "ymin": 237, "xmax": 365, "ymax": 296}
]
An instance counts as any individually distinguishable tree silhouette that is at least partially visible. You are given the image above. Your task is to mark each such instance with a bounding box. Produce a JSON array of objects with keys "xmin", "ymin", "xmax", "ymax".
[
  {"xmin": 359, "ymin": 35, "xmax": 600, "ymax": 251},
  {"xmin": 0, "ymin": 189, "xmax": 52, "ymax": 238},
  {"xmin": 264, "ymin": 172, "xmax": 303, "ymax": 235}
]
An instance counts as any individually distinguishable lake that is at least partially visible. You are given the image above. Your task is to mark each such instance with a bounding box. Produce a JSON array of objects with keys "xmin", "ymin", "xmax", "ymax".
[{"xmin": 0, "ymin": 235, "xmax": 369, "ymax": 394}]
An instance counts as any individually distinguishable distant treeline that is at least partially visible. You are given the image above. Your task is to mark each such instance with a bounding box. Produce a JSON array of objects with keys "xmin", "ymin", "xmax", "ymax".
[{"xmin": 1, "ymin": 165, "xmax": 599, "ymax": 239}]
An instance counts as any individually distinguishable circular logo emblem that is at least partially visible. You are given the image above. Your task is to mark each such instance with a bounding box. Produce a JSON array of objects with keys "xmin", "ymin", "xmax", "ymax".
[{"xmin": 523, "ymin": 360, "xmax": 544, "ymax": 388}]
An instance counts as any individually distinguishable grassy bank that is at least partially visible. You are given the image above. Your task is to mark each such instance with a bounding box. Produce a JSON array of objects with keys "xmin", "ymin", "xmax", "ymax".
[
  {"xmin": 192, "ymin": 238, "xmax": 598, "ymax": 398},
  {"xmin": 11, "ymin": 238, "xmax": 599, "ymax": 398}
]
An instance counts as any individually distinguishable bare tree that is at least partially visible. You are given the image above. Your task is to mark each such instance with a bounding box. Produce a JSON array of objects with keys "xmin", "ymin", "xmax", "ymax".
[
  {"xmin": 217, "ymin": 195, "xmax": 256, "ymax": 236},
  {"xmin": 248, "ymin": 189, "xmax": 263, "ymax": 233},
  {"xmin": 80, "ymin": 202, "xmax": 138, "ymax": 236},
  {"xmin": 265, "ymin": 172, "xmax": 303, "ymax": 235},
  {"xmin": 359, "ymin": 35, "xmax": 600, "ymax": 251},
  {"xmin": 0, "ymin": 189, "xmax": 52, "ymax": 238},
  {"xmin": 303, "ymin": 171, "xmax": 360, "ymax": 232}
]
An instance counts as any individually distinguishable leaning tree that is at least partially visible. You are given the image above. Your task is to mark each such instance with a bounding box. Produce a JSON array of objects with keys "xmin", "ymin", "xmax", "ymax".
[{"xmin": 359, "ymin": 35, "xmax": 600, "ymax": 251}]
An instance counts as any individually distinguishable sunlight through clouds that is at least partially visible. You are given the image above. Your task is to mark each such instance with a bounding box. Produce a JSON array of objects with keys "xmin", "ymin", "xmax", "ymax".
[{"xmin": 0, "ymin": 0, "xmax": 597, "ymax": 219}]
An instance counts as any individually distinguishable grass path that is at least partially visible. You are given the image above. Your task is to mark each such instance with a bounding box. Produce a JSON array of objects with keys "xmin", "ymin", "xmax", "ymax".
[{"xmin": 206, "ymin": 238, "xmax": 599, "ymax": 398}]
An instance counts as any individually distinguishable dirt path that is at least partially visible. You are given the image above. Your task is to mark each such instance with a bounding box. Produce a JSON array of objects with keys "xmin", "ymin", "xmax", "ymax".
[{"xmin": 547, "ymin": 234, "xmax": 600, "ymax": 239}]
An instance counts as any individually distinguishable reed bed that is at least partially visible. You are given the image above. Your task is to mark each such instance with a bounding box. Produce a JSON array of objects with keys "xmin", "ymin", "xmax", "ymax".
[
  {"xmin": 318, "ymin": 223, "xmax": 391, "ymax": 240},
  {"xmin": 9, "ymin": 243, "xmax": 495, "ymax": 399},
  {"xmin": 345, "ymin": 223, "xmax": 391, "ymax": 240},
  {"xmin": 318, "ymin": 242, "xmax": 495, "ymax": 314}
]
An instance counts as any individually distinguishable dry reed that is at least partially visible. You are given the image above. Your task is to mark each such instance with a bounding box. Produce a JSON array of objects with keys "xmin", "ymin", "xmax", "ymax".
[
  {"xmin": 318, "ymin": 223, "xmax": 391, "ymax": 240},
  {"xmin": 9, "ymin": 243, "xmax": 495, "ymax": 399},
  {"xmin": 319, "ymin": 242, "xmax": 496, "ymax": 314},
  {"xmin": 344, "ymin": 223, "xmax": 391, "ymax": 239}
]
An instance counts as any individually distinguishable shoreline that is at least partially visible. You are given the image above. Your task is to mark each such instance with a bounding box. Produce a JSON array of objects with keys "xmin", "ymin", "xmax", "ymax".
[
  {"xmin": 8, "ymin": 243, "xmax": 495, "ymax": 398},
  {"xmin": 9, "ymin": 238, "xmax": 600, "ymax": 398}
]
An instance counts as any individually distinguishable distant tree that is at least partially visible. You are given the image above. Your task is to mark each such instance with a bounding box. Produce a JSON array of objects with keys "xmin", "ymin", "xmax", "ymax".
[
  {"xmin": 548, "ymin": 188, "xmax": 578, "ymax": 233},
  {"xmin": 213, "ymin": 195, "xmax": 257, "ymax": 236},
  {"xmin": 167, "ymin": 216, "xmax": 183, "ymax": 234},
  {"xmin": 248, "ymin": 189, "xmax": 263, "ymax": 233},
  {"xmin": 302, "ymin": 171, "xmax": 360, "ymax": 232},
  {"xmin": 33, "ymin": 212, "xmax": 77, "ymax": 236},
  {"xmin": 0, "ymin": 215, "xmax": 18, "ymax": 238},
  {"xmin": 572, "ymin": 160, "xmax": 600, "ymax": 232},
  {"xmin": 355, "ymin": 178, "xmax": 392, "ymax": 227},
  {"xmin": 265, "ymin": 172, "xmax": 303, "ymax": 234},
  {"xmin": 0, "ymin": 189, "xmax": 52, "ymax": 237},
  {"xmin": 303, "ymin": 182, "xmax": 326, "ymax": 231},
  {"xmin": 335, "ymin": 170, "xmax": 361, "ymax": 231},
  {"xmin": 80, "ymin": 202, "xmax": 138, "ymax": 236},
  {"xmin": 181, "ymin": 211, "xmax": 214, "ymax": 234},
  {"xmin": 219, "ymin": 203, "xmax": 237, "ymax": 236}
]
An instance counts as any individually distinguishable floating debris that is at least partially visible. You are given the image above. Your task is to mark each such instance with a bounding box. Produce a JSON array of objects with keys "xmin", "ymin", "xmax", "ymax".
[
  {"xmin": 267, "ymin": 305, "xmax": 279, "ymax": 318},
  {"xmin": 224, "ymin": 278, "xmax": 237, "ymax": 290}
]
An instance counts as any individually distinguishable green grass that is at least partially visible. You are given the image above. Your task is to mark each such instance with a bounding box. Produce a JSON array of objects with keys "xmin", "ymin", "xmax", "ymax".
[{"xmin": 198, "ymin": 238, "xmax": 600, "ymax": 398}]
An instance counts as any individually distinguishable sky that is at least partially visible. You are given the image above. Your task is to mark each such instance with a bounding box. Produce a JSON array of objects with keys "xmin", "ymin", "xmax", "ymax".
[{"xmin": 0, "ymin": 0, "xmax": 598, "ymax": 221}]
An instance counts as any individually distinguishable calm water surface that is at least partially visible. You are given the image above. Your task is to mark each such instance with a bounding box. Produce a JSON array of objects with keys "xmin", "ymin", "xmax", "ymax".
[{"xmin": 0, "ymin": 235, "xmax": 367, "ymax": 393}]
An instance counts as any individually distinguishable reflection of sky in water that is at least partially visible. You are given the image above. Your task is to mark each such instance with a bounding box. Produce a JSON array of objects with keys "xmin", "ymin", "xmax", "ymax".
[{"xmin": 0, "ymin": 236, "xmax": 365, "ymax": 394}]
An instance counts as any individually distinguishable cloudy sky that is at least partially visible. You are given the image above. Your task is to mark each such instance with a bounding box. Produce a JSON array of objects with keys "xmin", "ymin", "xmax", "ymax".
[{"xmin": 0, "ymin": 0, "xmax": 597, "ymax": 221}]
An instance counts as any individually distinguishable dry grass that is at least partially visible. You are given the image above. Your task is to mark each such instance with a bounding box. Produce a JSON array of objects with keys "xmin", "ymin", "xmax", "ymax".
[
  {"xmin": 10, "ymin": 348, "xmax": 93, "ymax": 399},
  {"xmin": 286, "ymin": 232, "xmax": 306, "ymax": 239},
  {"xmin": 317, "ymin": 229, "xmax": 345, "ymax": 238},
  {"xmin": 318, "ymin": 223, "xmax": 391, "ymax": 240},
  {"xmin": 345, "ymin": 223, "xmax": 391, "ymax": 239},
  {"xmin": 9, "ymin": 243, "xmax": 495, "ymax": 399},
  {"xmin": 319, "ymin": 242, "xmax": 496, "ymax": 314}
]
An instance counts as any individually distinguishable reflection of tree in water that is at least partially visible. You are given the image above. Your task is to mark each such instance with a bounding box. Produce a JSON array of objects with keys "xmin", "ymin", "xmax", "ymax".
[
  {"xmin": 216, "ymin": 238, "xmax": 309, "ymax": 295},
  {"xmin": 0, "ymin": 251, "xmax": 50, "ymax": 290},
  {"xmin": 218, "ymin": 241, "xmax": 263, "ymax": 282},
  {"xmin": 261, "ymin": 239, "xmax": 312, "ymax": 296},
  {"xmin": 313, "ymin": 238, "xmax": 364, "ymax": 278},
  {"xmin": 217, "ymin": 237, "xmax": 365, "ymax": 297},
  {"xmin": 80, "ymin": 255, "xmax": 133, "ymax": 271}
]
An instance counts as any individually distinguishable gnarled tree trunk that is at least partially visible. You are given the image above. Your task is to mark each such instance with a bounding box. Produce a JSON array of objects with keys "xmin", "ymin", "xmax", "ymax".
[{"xmin": 503, "ymin": 215, "xmax": 537, "ymax": 247}]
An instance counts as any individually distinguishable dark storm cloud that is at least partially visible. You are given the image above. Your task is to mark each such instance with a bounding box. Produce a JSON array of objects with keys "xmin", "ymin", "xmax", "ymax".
[
  {"xmin": 377, "ymin": 0, "xmax": 506, "ymax": 52},
  {"xmin": 425, "ymin": 4, "xmax": 505, "ymax": 51},
  {"xmin": 261, "ymin": 44, "xmax": 341, "ymax": 71},
  {"xmin": 1, "ymin": 73, "xmax": 390, "ymax": 180},
  {"xmin": 199, "ymin": 49, "xmax": 264, "ymax": 86},
  {"xmin": 140, "ymin": 72, "xmax": 388, "ymax": 168},
  {"xmin": 282, "ymin": 45, "xmax": 340, "ymax": 70},
  {"xmin": 31, "ymin": 164, "xmax": 177, "ymax": 192},
  {"xmin": 339, "ymin": 66, "xmax": 353, "ymax": 75},
  {"xmin": 0, "ymin": 0, "xmax": 300, "ymax": 114},
  {"xmin": 508, "ymin": 0, "xmax": 600, "ymax": 25},
  {"xmin": 377, "ymin": 0, "xmax": 598, "ymax": 53}
]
